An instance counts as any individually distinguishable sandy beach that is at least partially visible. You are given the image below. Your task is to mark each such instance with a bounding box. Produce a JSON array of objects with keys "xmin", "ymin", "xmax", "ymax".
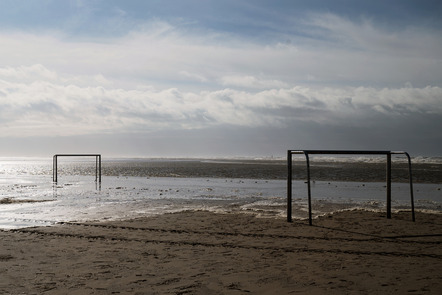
[{"xmin": 1, "ymin": 210, "xmax": 441, "ymax": 294}]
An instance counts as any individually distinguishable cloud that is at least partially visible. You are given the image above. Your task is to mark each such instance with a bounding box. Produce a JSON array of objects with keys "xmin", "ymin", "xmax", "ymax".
[
  {"xmin": 306, "ymin": 13, "xmax": 442, "ymax": 58},
  {"xmin": 0, "ymin": 13, "xmax": 441, "ymax": 157},
  {"xmin": 298, "ymin": 13, "xmax": 442, "ymax": 85},
  {"xmin": 1, "ymin": 64, "xmax": 441, "ymax": 138},
  {"xmin": 0, "ymin": 13, "xmax": 441, "ymax": 91},
  {"xmin": 179, "ymin": 71, "xmax": 208, "ymax": 83},
  {"xmin": 220, "ymin": 75, "xmax": 288, "ymax": 89}
]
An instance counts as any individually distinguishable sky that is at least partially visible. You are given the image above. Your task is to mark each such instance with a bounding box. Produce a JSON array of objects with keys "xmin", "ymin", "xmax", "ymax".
[{"xmin": 0, "ymin": 0, "xmax": 441, "ymax": 158}]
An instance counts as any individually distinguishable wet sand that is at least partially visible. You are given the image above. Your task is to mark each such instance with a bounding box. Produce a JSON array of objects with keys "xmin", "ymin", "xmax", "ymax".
[
  {"xmin": 1, "ymin": 210, "xmax": 441, "ymax": 294},
  {"xmin": 100, "ymin": 159, "xmax": 442, "ymax": 183}
]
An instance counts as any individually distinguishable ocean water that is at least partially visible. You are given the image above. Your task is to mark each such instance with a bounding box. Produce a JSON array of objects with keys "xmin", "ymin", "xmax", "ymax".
[{"xmin": 0, "ymin": 157, "xmax": 440, "ymax": 229}]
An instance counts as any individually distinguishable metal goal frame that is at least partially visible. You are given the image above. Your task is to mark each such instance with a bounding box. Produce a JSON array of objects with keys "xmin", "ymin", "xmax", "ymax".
[
  {"xmin": 53, "ymin": 154, "xmax": 102, "ymax": 183},
  {"xmin": 287, "ymin": 150, "xmax": 415, "ymax": 224}
]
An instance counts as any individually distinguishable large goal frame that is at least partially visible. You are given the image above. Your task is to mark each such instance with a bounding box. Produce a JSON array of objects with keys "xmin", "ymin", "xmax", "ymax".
[{"xmin": 287, "ymin": 150, "xmax": 415, "ymax": 224}]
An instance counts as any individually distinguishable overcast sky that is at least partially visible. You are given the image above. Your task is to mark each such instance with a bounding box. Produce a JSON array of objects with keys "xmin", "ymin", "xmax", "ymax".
[{"xmin": 1, "ymin": 0, "xmax": 441, "ymax": 157}]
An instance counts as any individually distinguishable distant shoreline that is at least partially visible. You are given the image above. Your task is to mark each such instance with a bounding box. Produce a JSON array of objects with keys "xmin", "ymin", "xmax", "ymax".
[
  {"xmin": 1, "ymin": 157, "xmax": 441, "ymax": 183},
  {"xmin": 100, "ymin": 159, "xmax": 442, "ymax": 184}
]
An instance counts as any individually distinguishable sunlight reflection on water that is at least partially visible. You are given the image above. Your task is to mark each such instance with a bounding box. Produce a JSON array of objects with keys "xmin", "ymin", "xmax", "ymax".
[{"xmin": 0, "ymin": 158, "xmax": 440, "ymax": 229}]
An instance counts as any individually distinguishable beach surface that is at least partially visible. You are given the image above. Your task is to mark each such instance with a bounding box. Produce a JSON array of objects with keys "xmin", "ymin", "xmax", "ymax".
[
  {"xmin": 102, "ymin": 158, "xmax": 442, "ymax": 183},
  {"xmin": 1, "ymin": 210, "xmax": 441, "ymax": 294}
]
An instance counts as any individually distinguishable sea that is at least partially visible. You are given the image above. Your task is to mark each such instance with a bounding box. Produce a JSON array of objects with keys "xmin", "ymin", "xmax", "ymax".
[{"xmin": 1, "ymin": 156, "xmax": 441, "ymax": 229}]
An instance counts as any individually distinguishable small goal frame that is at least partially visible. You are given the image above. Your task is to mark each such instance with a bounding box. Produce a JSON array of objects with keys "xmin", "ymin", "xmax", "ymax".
[{"xmin": 53, "ymin": 154, "xmax": 102, "ymax": 183}]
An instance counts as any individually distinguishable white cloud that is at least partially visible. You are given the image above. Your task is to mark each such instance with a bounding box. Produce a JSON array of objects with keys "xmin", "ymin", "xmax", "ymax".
[
  {"xmin": 179, "ymin": 71, "xmax": 208, "ymax": 83},
  {"xmin": 0, "ymin": 13, "xmax": 441, "ymax": 92},
  {"xmin": 0, "ymin": 12, "xmax": 441, "ymax": 153},
  {"xmin": 220, "ymin": 75, "xmax": 288, "ymax": 89},
  {"xmin": 0, "ymin": 64, "xmax": 58, "ymax": 82},
  {"xmin": 306, "ymin": 13, "xmax": 442, "ymax": 58},
  {"xmin": 1, "ymin": 64, "xmax": 441, "ymax": 137}
]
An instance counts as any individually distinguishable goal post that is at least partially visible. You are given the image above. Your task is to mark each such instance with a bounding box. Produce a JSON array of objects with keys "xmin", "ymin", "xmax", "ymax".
[{"xmin": 53, "ymin": 154, "xmax": 102, "ymax": 183}]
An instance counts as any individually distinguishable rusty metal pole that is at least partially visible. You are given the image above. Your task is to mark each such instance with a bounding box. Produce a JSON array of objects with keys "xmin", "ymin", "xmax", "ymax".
[
  {"xmin": 386, "ymin": 153, "xmax": 392, "ymax": 219},
  {"xmin": 99, "ymin": 155, "xmax": 102, "ymax": 183},
  {"xmin": 306, "ymin": 153, "xmax": 312, "ymax": 226},
  {"xmin": 54, "ymin": 155, "xmax": 58, "ymax": 183},
  {"xmin": 95, "ymin": 156, "xmax": 98, "ymax": 182},
  {"xmin": 405, "ymin": 152, "xmax": 415, "ymax": 221},
  {"xmin": 287, "ymin": 150, "xmax": 292, "ymax": 222}
]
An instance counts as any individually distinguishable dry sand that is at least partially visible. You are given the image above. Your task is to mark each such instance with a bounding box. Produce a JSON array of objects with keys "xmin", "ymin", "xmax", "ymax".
[{"xmin": 1, "ymin": 210, "xmax": 441, "ymax": 294}]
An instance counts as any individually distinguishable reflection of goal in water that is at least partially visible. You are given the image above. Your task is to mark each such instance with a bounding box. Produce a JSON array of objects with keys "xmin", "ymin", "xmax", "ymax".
[
  {"xmin": 53, "ymin": 154, "xmax": 101, "ymax": 183},
  {"xmin": 287, "ymin": 150, "xmax": 415, "ymax": 225}
]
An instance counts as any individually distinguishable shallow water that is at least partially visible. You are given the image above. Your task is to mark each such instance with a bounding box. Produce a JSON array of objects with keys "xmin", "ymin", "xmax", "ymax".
[{"xmin": 0, "ymin": 158, "xmax": 440, "ymax": 229}]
